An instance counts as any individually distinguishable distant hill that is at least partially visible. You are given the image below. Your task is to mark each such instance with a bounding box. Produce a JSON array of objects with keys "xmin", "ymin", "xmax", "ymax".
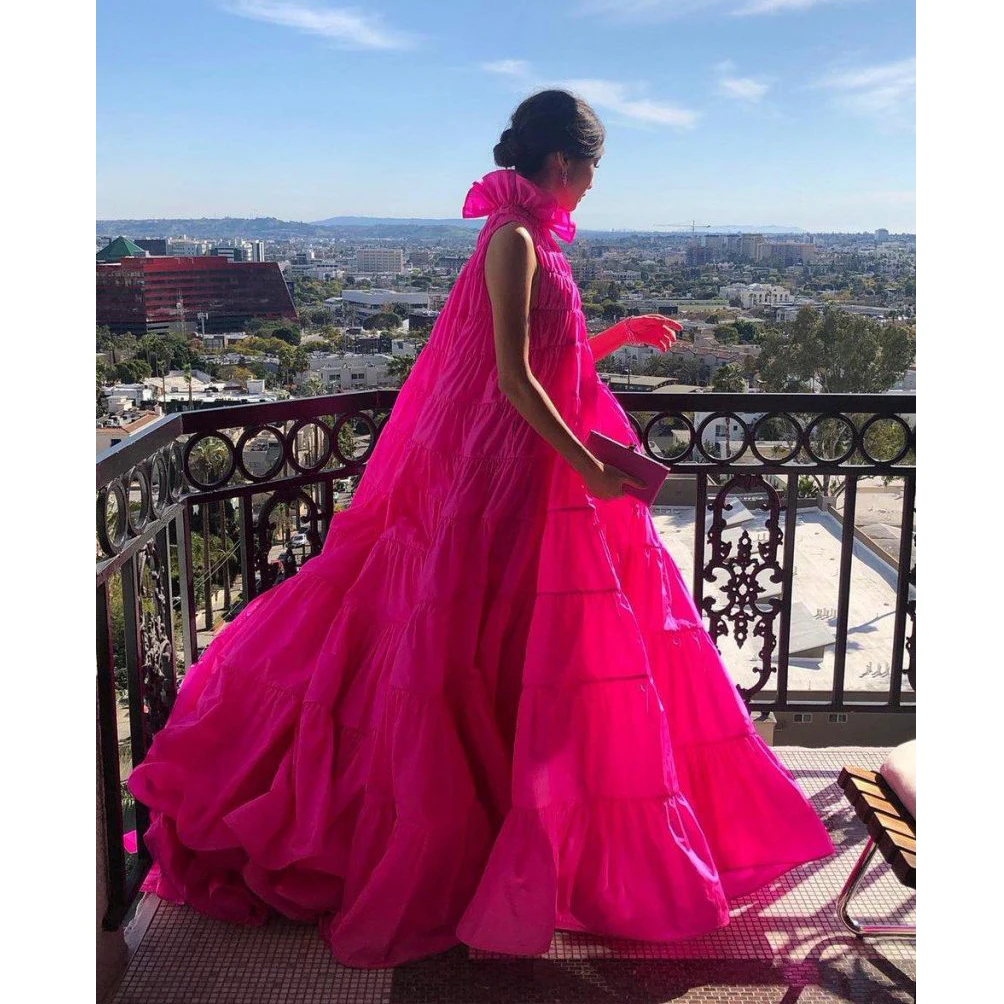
[
  {"xmin": 97, "ymin": 215, "xmax": 815, "ymax": 241},
  {"xmin": 654, "ymin": 225, "xmax": 805, "ymax": 235},
  {"xmin": 96, "ymin": 217, "xmax": 343, "ymax": 240},
  {"xmin": 311, "ymin": 215, "xmax": 482, "ymax": 229}
]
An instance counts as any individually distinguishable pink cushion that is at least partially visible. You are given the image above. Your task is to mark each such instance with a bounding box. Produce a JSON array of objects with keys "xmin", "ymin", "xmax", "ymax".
[{"xmin": 880, "ymin": 740, "xmax": 916, "ymax": 820}]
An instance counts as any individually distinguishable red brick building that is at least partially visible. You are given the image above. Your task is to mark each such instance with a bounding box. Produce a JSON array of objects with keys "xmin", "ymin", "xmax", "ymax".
[{"xmin": 96, "ymin": 256, "xmax": 298, "ymax": 335}]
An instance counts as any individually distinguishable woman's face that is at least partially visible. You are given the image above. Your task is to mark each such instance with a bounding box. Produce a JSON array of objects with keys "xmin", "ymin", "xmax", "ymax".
[{"xmin": 559, "ymin": 153, "xmax": 601, "ymax": 210}]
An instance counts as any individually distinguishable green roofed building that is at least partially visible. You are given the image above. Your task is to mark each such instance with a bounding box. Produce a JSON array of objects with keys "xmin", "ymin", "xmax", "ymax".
[{"xmin": 96, "ymin": 236, "xmax": 149, "ymax": 263}]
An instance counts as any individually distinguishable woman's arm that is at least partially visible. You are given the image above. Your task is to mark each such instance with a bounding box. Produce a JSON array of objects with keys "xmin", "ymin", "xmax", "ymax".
[
  {"xmin": 587, "ymin": 324, "xmax": 629, "ymax": 363},
  {"xmin": 485, "ymin": 223, "xmax": 641, "ymax": 499},
  {"xmin": 589, "ymin": 316, "xmax": 682, "ymax": 363}
]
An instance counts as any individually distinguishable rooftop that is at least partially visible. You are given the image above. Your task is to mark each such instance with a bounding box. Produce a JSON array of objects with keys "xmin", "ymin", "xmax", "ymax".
[
  {"xmin": 107, "ymin": 747, "xmax": 914, "ymax": 1004},
  {"xmin": 97, "ymin": 235, "xmax": 148, "ymax": 262},
  {"xmin": 96, "ymin": 389, "xmax": 916, "ymax": 1004}
]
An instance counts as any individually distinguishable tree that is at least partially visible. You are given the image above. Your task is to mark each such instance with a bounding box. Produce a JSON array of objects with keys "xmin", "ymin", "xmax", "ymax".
[
  {"xmin": 239, "ymin": 335, "xmax": 292, "ymax": 357},
  {"xmin": 216, "ymin": 365, "xmax": 256, "ymax": 386},
  {"xmin": 303, "ymin": 374, "xmax": 326, "ymax": 397},
  {"xmin": 733, "ymin": 318, "xmax": 758, "ymax": 343},
  {"xmin": 754, "ymin": 306, "xmax": 915, "ymax": 498},
  {"xmin": 114, "ymin": 358, "xmax": 152, "ymax": 383},
  {"xmin": 362, "ymin": 311, "xmax": 401, "ymax": 331},
  {"xmin": 756, "ymin": 306, "xmax": 914, "ymax": 394},
  {"xmin": 271, "ymin": 326, "xmax": 300, "ymax": 346},
  {"xmin": 97, "ymin": 326, "xmax": 137, "ymax": 365},
  {"xmin": 136, "ymin": 333, "xmax": 173, "ymax": 376},
  {"xmin": 713, "ymin": 324, "xmax": 739, "ymax": 345},
  {"xmin": 96, "ymin": 371, "xmax": 109, "ymax": 417},
  {"xmin": 276, "ymin": 343, "xmax": 309, "ymax": 385},
  {"xmin": 712, "ymin": 363, "xmax": 746, "ymax": 393},
  {"xmin": 315, "ymin": 325, "xmax": 345, "ymax": 351}
]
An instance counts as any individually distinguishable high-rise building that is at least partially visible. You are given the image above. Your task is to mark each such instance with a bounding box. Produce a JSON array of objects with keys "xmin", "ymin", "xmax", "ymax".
[
  {"xmin": 685, "ymin": 244, "xmax": 712, "ymax": 267},
  {"xmin": 756, "ymin": 242, "xmax": 817, "ymax": 266},
  {"xmin": 739, "ymin": 234, "xmax": 765, "ymax": 261},
  {"xmin": 209, "ymin": 241, "xmax": 263, "ymax": 263},
  {"xmin": 96, "ymin": 256, "xmax": 298, "ymax": 335},
  {"xmin": 354, "ymin": 248, "xmax": 405, "ymax": 274}
]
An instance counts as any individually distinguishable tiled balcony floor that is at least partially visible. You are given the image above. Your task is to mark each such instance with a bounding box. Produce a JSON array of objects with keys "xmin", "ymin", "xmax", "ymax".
[{"xmin": 108, "ymin": 747, "xmax": 915, "ymax": 1004}]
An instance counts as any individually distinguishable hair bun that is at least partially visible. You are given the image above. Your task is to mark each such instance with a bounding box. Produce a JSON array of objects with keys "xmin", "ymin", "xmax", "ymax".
[{"xmin": 493, "ymin": 127, "xmax": 520, "ymax": 168}]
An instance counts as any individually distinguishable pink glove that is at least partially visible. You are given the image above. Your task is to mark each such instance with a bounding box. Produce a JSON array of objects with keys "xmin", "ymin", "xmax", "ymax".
[{"xmin": 614, "ymin": 314, "xmax": 682, "ymax": 351}]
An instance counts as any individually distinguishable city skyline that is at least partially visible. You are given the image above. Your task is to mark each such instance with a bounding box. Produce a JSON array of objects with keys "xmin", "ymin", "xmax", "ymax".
[{"xmin": 98, "ymin": 0, "xmax": 916, "ymax": 232}]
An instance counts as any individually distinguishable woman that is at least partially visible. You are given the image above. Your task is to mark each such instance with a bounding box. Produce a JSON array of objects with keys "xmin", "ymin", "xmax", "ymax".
[{"xmin": 128, "ymin": 89, "xmax": 834, "ymax": 969}]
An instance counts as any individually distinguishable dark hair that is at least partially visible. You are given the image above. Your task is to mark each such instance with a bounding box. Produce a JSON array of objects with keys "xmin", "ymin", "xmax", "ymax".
[{"xmin": 493, "ymin": 89, "xmax": 605, "ymax": 177}]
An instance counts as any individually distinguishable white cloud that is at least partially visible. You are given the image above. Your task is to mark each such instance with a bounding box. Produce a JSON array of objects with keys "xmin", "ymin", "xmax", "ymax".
[
  {"xmin": 560, "ymin": 79, "xmax": 699, "ymax": 127},
  {"xmin": 578, "ymin": 0, "xmax": 716, "ymax": 16},
  {"xmin": 719, "ymin": 76, "xmax": 769, "ymax": 100},
  {"xmin": 578, "ymin": 0, "xmax": 864, "ymax": 17},
  {"xmin": 734, "ymin": 0, "xmax": 856, "ymax": 13},
  {"xmin": 482, "ymin": 59, "xmax": 698, "ymax": 128},
  {"xmin": 222, "ymin": 1, "xmax": 417, "ymax": 50},
  {"xmin": 815, "ymin": 57, "xmax": 916, "ymax": 121},
  {"xmin": 713, "ymin": 60, "xmax": 769, "ymax": 101},
  {"xmin": 480, "ymin": 59, "xmax": 532, "ymax": 77}
]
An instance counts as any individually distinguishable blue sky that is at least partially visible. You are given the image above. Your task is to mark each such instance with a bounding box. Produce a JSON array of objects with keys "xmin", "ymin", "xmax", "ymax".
[{"xmin": 97, "ymin": 0, "xmax": 916, "ymax": 232}]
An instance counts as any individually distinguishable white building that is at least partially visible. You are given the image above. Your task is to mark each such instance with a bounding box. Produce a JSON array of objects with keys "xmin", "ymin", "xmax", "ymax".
[
  {"xmin": 306, "ymin": 352, "xmax": 393, "ymax": 390},
  {"xmin": 891, "ymin": 366, "xmax": 916, "ymax": 393},
  {"xmin": 209, "ymin": 241, "xmax": 264, "ymax": 263},
  {"xmin": 719, "ymin": 283, "xmax": 793, "ymax": 309},
  {"xmin": 391, "ymin": 338, "xmax": 419, "ymax": 358},
  {"xmin": 694, "ymin": 407, "xmax": 765, "ymax": 455},
  {"xmin": 104, "ymin": 382, "xmax": 158, "ymax": 410},
  {"xmin": 330, "ymin": 289, "xmax": 430, "ymax": 321},
  {"xmin": 354, "ymin": 248, "xmax": 405, "ymax": 274},
  {"xmin": 167, "ymin": 237, "xmax": 209, "ymax": 256},
  {"xmin": 285, "ymin": 262, "xmax": 345, "ymax": 280},
  {"xmin": 607, "ymin": 343, "xmax": 661, "ymax": 368}
]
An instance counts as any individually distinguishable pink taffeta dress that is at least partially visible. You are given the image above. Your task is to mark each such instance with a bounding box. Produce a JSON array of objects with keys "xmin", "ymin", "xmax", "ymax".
[{"xmin": 127, "ymin": 169, "xmax": 835, "ymax": 968}]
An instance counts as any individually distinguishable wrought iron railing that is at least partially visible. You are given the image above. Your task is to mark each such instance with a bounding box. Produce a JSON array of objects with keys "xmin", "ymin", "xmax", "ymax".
[{"xmin": 96, "ymin": 389, "xmax": 915, "ymax": 930}]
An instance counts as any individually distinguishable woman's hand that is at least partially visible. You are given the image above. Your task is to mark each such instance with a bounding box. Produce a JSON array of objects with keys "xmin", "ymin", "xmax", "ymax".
[
  {"xmin": 619, "ymin": 314, "xmax": 682, "ymax": 351},
  {"xmin": 580, "ymin": 458, "xmax": 646, "ymax": 501},
  {"xmin": 588, "ymin": 314, "xmax": 682, "ymax": 362}
]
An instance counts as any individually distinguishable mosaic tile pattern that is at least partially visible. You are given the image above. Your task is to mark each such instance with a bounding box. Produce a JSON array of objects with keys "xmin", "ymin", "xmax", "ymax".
[{"xmin": 107, "ymin": 747, "xmax": 915, "ymax": 1004}]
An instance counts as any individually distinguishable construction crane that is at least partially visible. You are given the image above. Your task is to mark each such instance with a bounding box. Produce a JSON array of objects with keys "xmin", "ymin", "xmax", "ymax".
[{"xmin": 655, "ymin": 221, "xmax": 715, "ymax": 238}]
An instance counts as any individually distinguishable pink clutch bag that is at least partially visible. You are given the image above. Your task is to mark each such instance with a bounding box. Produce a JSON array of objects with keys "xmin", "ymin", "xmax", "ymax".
[{"xmin": 585, "ymin": 431, "xmax": 670, "ymax": 505}]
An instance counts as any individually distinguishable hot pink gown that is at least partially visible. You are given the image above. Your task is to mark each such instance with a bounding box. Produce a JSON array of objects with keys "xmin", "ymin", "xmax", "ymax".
[{"xmin": 128, "ymin": 169, "xmax": 834, "ymax": 968}]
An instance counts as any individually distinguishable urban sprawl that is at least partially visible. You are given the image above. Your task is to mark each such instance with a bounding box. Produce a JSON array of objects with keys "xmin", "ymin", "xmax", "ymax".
[{"xmin": 96, "ymin": 223, "xmax": 916, "ymax": 454}]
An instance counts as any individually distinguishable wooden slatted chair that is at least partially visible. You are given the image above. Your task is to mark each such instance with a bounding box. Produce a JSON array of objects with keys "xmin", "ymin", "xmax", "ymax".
[{"xmin": 836, "ymin": 741, "xmax": 915, "ymax": 939}]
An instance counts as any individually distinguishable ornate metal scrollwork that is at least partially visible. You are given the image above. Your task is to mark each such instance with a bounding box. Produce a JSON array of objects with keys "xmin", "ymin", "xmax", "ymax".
[
  {"xmin": 137, "ymin": 541, "xmax": 177, "ymax": 741},
  {"xmin": 904, "ymin": 598, "xmax": 915, "ymax": 692},
  {"xmin": 702, "ymin": 473, "xmax": 785, "ymax": 701},
  {"xmin": 904, "ymin": 562, "xmax": 916, "ymax": 692},
  {"xmin": 97, "ymin": 444, "xmax": 180, "ymax": 559},
  {"xmin": 254, "ymin": 487, "xmax": 323, "ymax": 593}
]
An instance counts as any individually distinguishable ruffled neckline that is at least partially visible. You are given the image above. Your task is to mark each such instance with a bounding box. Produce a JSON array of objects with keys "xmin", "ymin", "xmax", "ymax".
[{"xmin": 462, "ymin": 169, "xmax": 576, "ymax": 243}]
